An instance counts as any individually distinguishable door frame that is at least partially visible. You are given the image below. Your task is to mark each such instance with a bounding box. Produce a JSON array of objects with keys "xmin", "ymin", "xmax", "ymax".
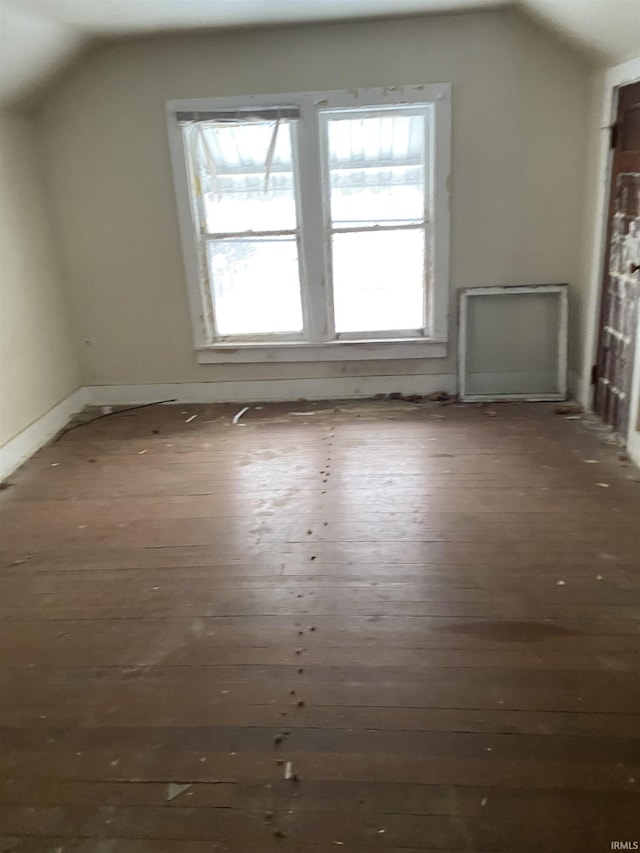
[{"xmin": 581, "ymin": 58, "xmax": 640, "ymax": 452}]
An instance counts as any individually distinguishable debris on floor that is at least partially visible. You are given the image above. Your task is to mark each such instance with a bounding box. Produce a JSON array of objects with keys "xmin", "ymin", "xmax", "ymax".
[
  {"xmin": 232, "ymin": 406, "xmax": 250, "ymax": 424},
  {"xmin": 555, "ymin": 403, "xmax": 583, "ymax": 415},
  {"xmin": 185, "ymin": 414, "xmax": 198, "ymax": 423},
  {"xmin": 167, "ymin": 782, "xmax": 191, "ymax": 801},
  {"xmin": 56, "ymin": 399, "xmax": 177, "ymax": 441}
]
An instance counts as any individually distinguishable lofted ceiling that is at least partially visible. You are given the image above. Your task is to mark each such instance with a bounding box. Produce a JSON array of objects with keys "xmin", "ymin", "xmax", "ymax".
[{"xmin": 0, "ymin": 0, "xmax": 639, "ymax": 107}]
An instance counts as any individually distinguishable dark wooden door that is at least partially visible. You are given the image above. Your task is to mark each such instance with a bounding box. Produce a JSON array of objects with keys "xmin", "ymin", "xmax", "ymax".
[{"xmin": 594, "ymin": 80, "xmax": 640, "ymax": 435}]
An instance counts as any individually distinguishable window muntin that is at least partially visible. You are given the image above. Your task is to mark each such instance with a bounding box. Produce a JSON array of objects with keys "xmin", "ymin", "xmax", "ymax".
[
  {"xmin": 194, "ymin": 120, "xmax": 299, "ymax": 233},
  {"xmin": 206, "ymin": 236, "xmax": 303, "ymax": 336},
  {"xmin": 321, "ymin": 106, "xmax": 430, "ymax": 335},
  {"xmin": 324, "ymin": 110, "xmax": 426, "ymax": 227},
  {"xmin": 183, "ymin": 117, "xmax": 304, "ymax": 338}
]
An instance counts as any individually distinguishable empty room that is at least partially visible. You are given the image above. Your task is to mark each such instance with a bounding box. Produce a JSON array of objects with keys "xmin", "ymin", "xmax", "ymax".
[{"xmin": 1, "ymin": 0, "xmax": 639, "ymax": 850}]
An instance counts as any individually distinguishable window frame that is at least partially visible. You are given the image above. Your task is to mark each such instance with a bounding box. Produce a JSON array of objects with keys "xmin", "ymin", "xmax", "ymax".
[
  {"xmin": 319, "ymin": 103, "xmax": 432, "ymax": 341},
  {"xmin": 166, "ymin": 84, "xmax": 451, "ymax": 364}
]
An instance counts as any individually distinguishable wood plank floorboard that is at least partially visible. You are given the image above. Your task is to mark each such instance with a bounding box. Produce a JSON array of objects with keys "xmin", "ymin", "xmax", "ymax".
[{"xmin": 1, "ymin": 400, "xmax": 639, "ymax": 851}]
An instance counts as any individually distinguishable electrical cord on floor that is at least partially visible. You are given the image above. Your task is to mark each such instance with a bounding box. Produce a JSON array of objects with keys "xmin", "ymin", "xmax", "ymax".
[{"xmin": 55, "ymin": 399, "xmax": 177, "ymax": 441}]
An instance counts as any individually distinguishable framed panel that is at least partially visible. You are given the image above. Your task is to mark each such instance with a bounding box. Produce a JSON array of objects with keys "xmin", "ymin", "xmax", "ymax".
[{"xmin": 458, "ymin": 284, "xmax": 568, "ymax": 402}]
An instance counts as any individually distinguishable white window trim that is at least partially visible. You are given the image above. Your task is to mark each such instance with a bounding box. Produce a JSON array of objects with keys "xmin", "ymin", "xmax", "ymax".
[{"xmin": 166, "ymin": 84, "xmax": 451, "ymax": 364}]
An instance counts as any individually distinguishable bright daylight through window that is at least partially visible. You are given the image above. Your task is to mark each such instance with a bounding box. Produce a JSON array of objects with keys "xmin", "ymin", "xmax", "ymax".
[
  {"xmin": 325, "ymin": 110, "xmax": 427, "ymax": 334},
  {"xmin": 168, "ymin": 86, "xmax": 450, "ymax": 361}
]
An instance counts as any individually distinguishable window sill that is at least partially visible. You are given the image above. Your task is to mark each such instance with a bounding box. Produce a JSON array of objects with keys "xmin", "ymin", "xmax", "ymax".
[{"xmin": 196, "ymin": 338, "xmax": 447, "ymax": 364}]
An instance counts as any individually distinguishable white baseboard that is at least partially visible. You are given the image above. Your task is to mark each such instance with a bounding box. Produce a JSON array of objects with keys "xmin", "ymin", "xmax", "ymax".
[
  {"xmin": 7, "ymin": 374, "xmax": 631, "ymax": 482},
  {"xmin": 84, "ymin": 374, "xmax": 457, "ymax": 406},
  {"xmin": 0, "ymin": 387, "xmax": 87, "ymax": 482}
]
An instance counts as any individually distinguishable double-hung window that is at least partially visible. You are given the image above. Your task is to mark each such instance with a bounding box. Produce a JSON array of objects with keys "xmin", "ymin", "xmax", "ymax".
[{"xmin": 167, "ymin": 85, "xmax": 450, "ymax": 363}]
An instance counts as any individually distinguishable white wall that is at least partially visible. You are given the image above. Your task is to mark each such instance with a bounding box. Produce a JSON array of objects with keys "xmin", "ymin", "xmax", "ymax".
[
  {"xmin": 37, "ymin": 8, "xmax": 591, "ymax": 399},
  {"xmin": 0, "ymin": 2, "xmax": 85, "ymax": 108},
  {"xmin": 578, "ymin": 56, "xmax": 640, "ymax": 465},
  {"xmin": 0, "ymin": 112, "xmax": 81, "ymax": 457}
]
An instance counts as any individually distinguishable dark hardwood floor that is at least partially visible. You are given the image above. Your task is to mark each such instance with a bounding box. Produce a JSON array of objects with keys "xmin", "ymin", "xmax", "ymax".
[{"xmin": 0, "ymin": 399, "xmax": 639, "ymax": 852}]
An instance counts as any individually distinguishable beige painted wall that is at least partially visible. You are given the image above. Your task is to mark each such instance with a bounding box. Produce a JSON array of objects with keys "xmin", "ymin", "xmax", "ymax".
[
  {"xmin": 37, "ymin": 8, "xmax": 591, "ymax": 391},
  {"xmin": 0, "ymin": 113, "xmax": 80, "ymax": 446}
]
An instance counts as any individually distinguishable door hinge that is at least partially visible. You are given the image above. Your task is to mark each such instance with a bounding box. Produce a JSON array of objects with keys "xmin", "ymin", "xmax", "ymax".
[
  {"xmin": 610, "ymin": 122, "xmax": 618, "ymax": 150},
  {"xmin": 591, "ymin": 364, "xmax": 599, "ymax": 385}
]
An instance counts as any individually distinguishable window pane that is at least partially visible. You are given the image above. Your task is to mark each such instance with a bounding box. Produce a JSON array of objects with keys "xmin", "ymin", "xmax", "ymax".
[
  {"xmin": 207, "ymin": 237, "xmax": 303, "ymax": 336},
  {"xmin": 326, "ymin": 113, "xmax": 426, "ymax": 227},
  {"xmin": 194, "ymin": 121, "xmax": 298, "ymax": 233},
  {"xmin": 332, "ymin": 230, "xmax": 425, "ymax": 333}
]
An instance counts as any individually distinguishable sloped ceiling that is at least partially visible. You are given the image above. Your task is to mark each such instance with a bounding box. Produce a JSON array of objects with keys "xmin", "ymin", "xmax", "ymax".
[{"xmin": 0, "ymin": 0, "xmax": 639, "ymax": 107}]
